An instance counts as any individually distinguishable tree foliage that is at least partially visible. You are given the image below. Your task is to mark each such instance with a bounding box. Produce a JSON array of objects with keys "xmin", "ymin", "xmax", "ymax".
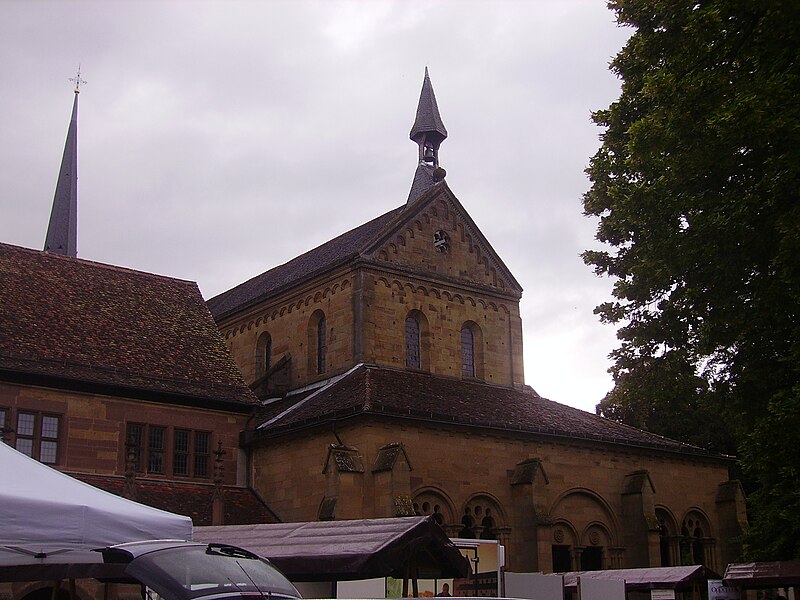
[{"xmin": 584, "ymin": 0, "xmax": 800, "ymax": 559}]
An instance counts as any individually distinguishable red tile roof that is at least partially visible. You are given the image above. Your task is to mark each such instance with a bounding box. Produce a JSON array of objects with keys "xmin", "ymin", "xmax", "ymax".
[
  {"xmin": 73, "ymin": 473, "xmax": 279, "ymax": 526},
  {"xmin": 0, "ymin": 243, "xmax": 256, "ymax": 406},
  {"xmin": 251, "ymin": 365, "xmax": 723, "ymax": 457}
]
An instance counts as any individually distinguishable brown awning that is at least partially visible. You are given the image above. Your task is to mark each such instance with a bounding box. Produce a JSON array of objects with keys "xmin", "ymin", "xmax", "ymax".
[
  {"xmin": 561, "ymin": 565, "xmax": 721, "ymax": 591},
  {"xmin": 724, "ymin": 561, "xmax": 800, "ymax": 588},
  {"xmin": 194, "ymin": 516, "xmax": 471, "ymax": 582}
]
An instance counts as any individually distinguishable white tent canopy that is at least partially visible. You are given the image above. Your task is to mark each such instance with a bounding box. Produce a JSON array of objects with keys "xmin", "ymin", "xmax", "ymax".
[{"xmin": 0, "ymin": 441, "xmax": 192, "ymax": 581}]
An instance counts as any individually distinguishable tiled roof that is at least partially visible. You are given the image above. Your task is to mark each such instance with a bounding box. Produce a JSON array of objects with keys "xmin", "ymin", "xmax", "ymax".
[
  {"xmin": 0, "ymin": 243, "xmax": 256, "ymax": 406},
  {"xmin": 207, "ymin": 206, "xmax": 405, "ymax": 320},
  {"xmin": 252, "ymin": 365, "xmax": 721, "ymax": 457},
  {"xmin": 73, "ymin": 473, "xmax": 279, "ymax": 526}
]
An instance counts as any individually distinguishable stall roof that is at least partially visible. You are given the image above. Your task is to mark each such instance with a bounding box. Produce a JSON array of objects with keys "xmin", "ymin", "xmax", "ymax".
[
  {"xmin": 194, "ymin": 516, "xmax": 470, "ymax": 582},
  {"xmin": 0, "ymin": 442, "xmax": 191, "ymax": 582},
  {"xmin": 724, "ymin": 561, "xmax": 800, "ymax": 588},
  {"xmin": 561, "ymin": 565, "xmax": 721, "ymax": 592}
]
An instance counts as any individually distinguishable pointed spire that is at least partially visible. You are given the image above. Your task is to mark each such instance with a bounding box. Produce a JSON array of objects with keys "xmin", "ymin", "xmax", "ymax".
[
  {"xmin": 409, "ymin": 67, "xmax": 448, "ymax": 168},
  {"xmin": 44, "ymin": 70, "xmax": 83, "ymax": 257},
  {"xmin": 407, "ymin": 68, "xmax": 448, "ymax": 205}
]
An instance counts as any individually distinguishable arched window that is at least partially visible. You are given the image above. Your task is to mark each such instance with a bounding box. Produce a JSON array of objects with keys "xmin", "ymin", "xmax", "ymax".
[
  {"xmin": 460, "ymin": 321, "xmax": 484, "ymax": 379},
  {"xmin": 256, "ymin": 331, "xmax": 272, "ymax": 377},
  {"xmin": 461, "ymin": 326, "xmax": 475, "ymax": 377},
  {"xmin": 406, "ymin": 315, "xmax": 421, "ymax": 369},
  {"xmin": 308, "ymin": 310, "xmax": 327, "ymax": 376},
  {"xmin": 317, "ymin": 315, "xmax": 326, "ymax": 374},
  {"xmin": 680, "ymin": 511, "xmax": 711, "ymax": 567},
  {"xmin": 656, "ymin": 508, "xmax": 677, "ymax": 567}
]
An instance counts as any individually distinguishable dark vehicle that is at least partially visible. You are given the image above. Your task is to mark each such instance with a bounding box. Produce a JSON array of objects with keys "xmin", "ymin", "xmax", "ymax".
[{"xmin": 100, "ymin": 540, "xmax": 302, "ymax": 600}]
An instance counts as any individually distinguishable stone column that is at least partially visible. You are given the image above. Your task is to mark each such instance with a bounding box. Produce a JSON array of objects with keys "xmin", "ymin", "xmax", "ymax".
[{"xmin": 621, "ymin": 470, "xmax": 659, "ymax": 567}]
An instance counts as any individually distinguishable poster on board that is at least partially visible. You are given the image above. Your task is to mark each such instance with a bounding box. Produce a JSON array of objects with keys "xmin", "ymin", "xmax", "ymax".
[{"xmin": 708, "ymin": 580, "xmax": 741, "ymax": 600}]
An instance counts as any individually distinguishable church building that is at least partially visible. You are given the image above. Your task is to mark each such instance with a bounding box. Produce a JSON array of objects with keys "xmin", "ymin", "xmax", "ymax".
[
  {"xmin": 0, "ymin": 69, "xmax": 748, "ymax": 590},
  {"xmin": 207, "ymin": 70, "xmax": 747, "ymax": 573}
]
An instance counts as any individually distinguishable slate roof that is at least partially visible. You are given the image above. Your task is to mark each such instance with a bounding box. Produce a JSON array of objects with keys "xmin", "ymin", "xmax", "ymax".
[
  {"xmin": 251, "ymin": 364, "xmax": 722, "ymax": 457},
  {"xmin": 44, "ymin": 91, "xmax": 78, "ymax": 257},
  {"xmin": 73, "ymin": 473, "xmax": 279, "ymax": 526},
  {"xmin": 0, "ymin": 243, "xmax": 256, "ymax": 406},
  {"xmin": 207, "ymin": 205, "xmax": 406, "ymax": 320},
  {"xmin": 409, "ymin": 67, "xmax": 448, "ymax": 143}
]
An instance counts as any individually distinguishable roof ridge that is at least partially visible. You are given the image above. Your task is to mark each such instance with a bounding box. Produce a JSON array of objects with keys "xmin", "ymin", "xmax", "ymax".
[
  {"xmin": 258, "ymin": 363, "xmax": 367, "ymax": 429},
  {"xmin": 0, "ymin": 242, "xmax": 197, "ymax": 287}
]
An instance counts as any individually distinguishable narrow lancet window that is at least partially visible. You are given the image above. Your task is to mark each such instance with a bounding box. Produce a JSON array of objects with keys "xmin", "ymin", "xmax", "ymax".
[
  {"xmin": 406, "ymin": 315, "xmax": 421, "ymax": 369},
  {"xmin": 461, "ymin": 326, "xmax": 475, "ymax": 378}
]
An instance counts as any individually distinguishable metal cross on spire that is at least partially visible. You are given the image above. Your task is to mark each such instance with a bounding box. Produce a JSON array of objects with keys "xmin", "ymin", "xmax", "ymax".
[{"xmin": 69, "ymin": 65, "xmax": 87, "ymax": 94}]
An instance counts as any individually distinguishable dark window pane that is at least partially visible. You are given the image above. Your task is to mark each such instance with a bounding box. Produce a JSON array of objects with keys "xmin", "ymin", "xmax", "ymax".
[
  {"xmin": 0, "ymin": 408, "xmax": 6, "ymax": 430},
  {"xmin": 174, "ymin": 429, "xmax": 189, "ymax": 453},
  {"xmin": 195, "ymin": 454, "xmax": 209, "ymax": 478},
  {"xmin": 174, "ymin": 429, "xmax": 189, "ymax": 475},
  {"xmin": 41, "ymin": 415, "xmax": 59, "ymax": 439},
  {"xmin": 461, "ymin": 326, "xmax": 475, "ymax": 377},
  {"xmin": 148, "ymin": 426, "xmax": 166, "ymax": 473},
  {"xmin": 195, "ymin": 431, "xmax": 210, "ymax": 455},
  {"xmin": 265, "ymin": 336, "xmax": 272, "ymax": 371},
  {"xmin": 127, "ymin": 423, "xmax": 145, "ymax": 472},
  {"xmin": 40, "ymin": 440, "xmax": 58, "ymax": 464},
  {"xmin": 174, "ymin": 453, "xmax": 188, "ymax": 476},
  {"xmin": 17, "ymin": 413, "xmax": 35, "ymax": 436},
  {"xmin": 317, "ymin": 316, "xmax": 326, "ymax": 374},
  {"xmin": 405, "ymin": 316, "xmax": 420, "ymax": 369},
  {"xmin": 16, "ymin": 438, "xmax": 33, "ymax": 457},
  {"xmin": 552, "ymin": 545, "xmax": 571, "ymax": 573},
  {"xmin": 195, "ymin": 432, "xmax": 210, "ymax": 478}
]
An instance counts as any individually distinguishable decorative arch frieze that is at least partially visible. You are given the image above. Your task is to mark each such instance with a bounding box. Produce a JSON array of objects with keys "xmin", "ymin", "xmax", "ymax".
[
  {"xmin": 223, "ymin": 277, "xmax": 353, "ymax": 336},
  {"xmin": 372, "ymin": 277, "xmax": 502, "ymax": 312}
]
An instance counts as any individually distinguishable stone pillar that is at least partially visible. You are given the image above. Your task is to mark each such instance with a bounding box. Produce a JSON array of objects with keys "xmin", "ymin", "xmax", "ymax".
[
  {"xmin": 212, "ymin": 441, "xmax": 226, "ymax": 526},
  {"xmin": 509, "ymin": 458, "xmax": 551, "ymax": 572},
  {"xmin": 716, "ymin": 480, "xmax": 747, "ymax": 566},
  {"xmin": 371, "ymin": 442, "xmax": 413, "ymax": 518},
  {"xmin": 621, "ymin": 470, "xmax": 659, "ymax": 567},
  {"xmin": 321, "ymin": 443, "xmax": 365, "ymax": 520},
  {"xmin": 122, "ymin": 436, "xmax": 137, "ymax": 501}
]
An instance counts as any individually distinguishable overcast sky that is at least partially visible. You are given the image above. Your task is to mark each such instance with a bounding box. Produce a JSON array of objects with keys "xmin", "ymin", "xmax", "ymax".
[{"xmin": 0, "ymin": 0, "xmax": 631, "ymax": 413}]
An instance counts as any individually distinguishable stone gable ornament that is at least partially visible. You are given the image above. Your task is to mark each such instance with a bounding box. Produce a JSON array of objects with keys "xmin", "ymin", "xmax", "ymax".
[{"xmin": 433, "ymin": 230, "xmax": 449, "ymax": 253}]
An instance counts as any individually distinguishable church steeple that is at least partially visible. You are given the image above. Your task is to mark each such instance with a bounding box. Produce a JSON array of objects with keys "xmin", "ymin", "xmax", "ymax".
[
  {"xmin": 409, "ymin": 67, "xmax": 447, "ymax": 168},
  {"xmin": 44, "ymin": 70, "xmax": 83, "ymax": 257},
  {"xmin": 407, "ymin": 68, "xmax": 448, "ymax": 206}
]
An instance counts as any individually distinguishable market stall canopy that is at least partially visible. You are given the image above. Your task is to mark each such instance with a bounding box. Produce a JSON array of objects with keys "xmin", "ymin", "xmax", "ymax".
[
  {"xmin": 561, "ymin": 565, "xmax": 721, "ymax": 592},
  {"xmin": 724, "ymin": 561, "xmax": 800, "ymax": 588},
  {"xmin": 0, "ymin": 442, "xmax": 192, "ymax": 582},
  {"xmin": 195, "ymin": 516, "xmax": 470, "ymax": 582}
]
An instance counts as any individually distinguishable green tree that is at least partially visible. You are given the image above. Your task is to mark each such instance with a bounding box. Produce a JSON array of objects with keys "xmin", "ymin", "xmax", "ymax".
[{"xmin": 584, "ymin": 0, "xmax": 800, "ymax": 559}]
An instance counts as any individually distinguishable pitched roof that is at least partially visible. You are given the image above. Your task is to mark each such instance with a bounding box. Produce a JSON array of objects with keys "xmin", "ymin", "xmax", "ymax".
[
  {"xmin": 0, "ymin": 243, "xmax": 256, "ymax": 406},
  {"xmin": 73, "ymin": 474, "xmax": 279, "ymax": 526},
  {"xmin": 207, "ymin": 205, "xmax": 406, "ymax": 320},
  {"xmin": 250, "ymin": 364, "xmax": 724, "ymax": 457}
]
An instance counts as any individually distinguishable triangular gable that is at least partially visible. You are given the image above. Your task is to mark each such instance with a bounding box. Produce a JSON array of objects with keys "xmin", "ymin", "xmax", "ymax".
[{"xmin": 362, "ymin": 182, "xmax": 523, "ymax": 296}]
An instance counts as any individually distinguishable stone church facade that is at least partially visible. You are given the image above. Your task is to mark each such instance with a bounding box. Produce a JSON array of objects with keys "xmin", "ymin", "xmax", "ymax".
[
  {"xmin": 0, "ymin": 70, "xmax": 747, "ymax": 595},
  {"xmin": 208, "ymin": 70, "xmax": 747, "ymax": 573}
]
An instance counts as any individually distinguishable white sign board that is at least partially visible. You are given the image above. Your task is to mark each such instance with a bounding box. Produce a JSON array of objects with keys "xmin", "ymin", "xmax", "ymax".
[
  {"xmin": 505, "ymin": 572, "xmax": 564, "ymax": 600},
  {"xmin": 579, "ymin": 577, "xmax": 626, "ymax": 600}
]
